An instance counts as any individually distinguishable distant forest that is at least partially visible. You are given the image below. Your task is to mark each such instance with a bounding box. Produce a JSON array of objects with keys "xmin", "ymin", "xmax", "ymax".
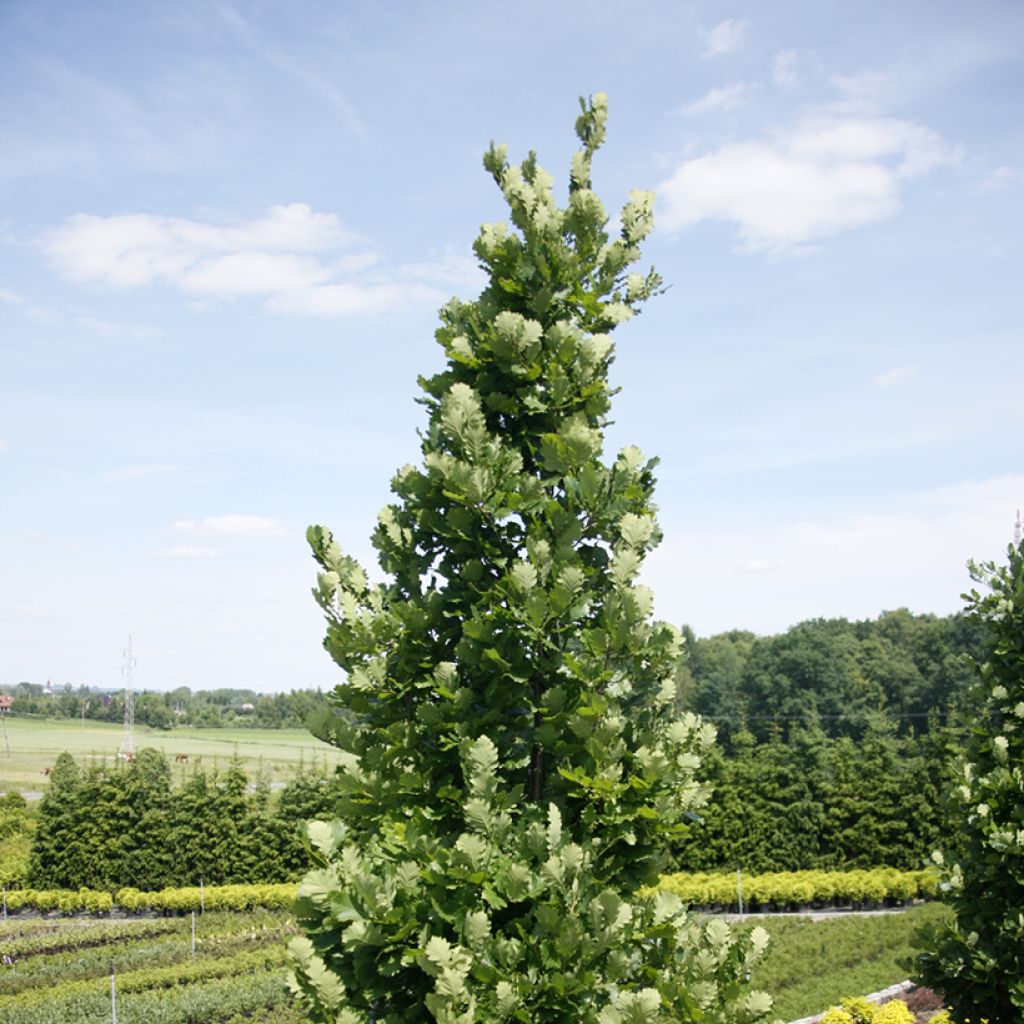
[
  {"xmin": 6, "ymin": 608, "xmax": 987, "ymax": 737},
  {"xmin": 678, "ymin": 607, "xmax": 987, "ymax": 747},
  {"xmin": 4, "ymin": 683, "xmax": 330, "ymax": 730}
]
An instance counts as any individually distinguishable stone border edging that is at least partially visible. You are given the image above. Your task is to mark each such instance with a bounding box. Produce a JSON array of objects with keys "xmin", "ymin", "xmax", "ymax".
[{"xmin": 786, "ymin": 979, "xmax": 914, "ymax": 1024}]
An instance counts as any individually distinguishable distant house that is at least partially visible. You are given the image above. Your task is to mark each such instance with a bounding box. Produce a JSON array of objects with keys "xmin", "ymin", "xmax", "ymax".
[
  {"xmin": 0, "ymin": 694, "xmax": 13, "ymax": 713},
  {"xmin": 239, "ymin": 702, "xmax": 255, "ymax": 713}
]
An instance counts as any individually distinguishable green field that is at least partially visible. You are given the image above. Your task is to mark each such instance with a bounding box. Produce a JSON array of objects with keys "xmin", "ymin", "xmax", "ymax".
[{"xmin": 0, "ymin": 717, "xmax": 342, "ymax": 794}]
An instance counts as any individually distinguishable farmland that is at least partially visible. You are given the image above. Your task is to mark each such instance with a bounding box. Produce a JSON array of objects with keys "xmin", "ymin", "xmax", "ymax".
[
  {"xmin": 0, "ymin": 900, "xmax": 948, "ymax": 1024},
  {"xmin": 0, "ymin": 717, "xmax": 342, "ymax": 794}
]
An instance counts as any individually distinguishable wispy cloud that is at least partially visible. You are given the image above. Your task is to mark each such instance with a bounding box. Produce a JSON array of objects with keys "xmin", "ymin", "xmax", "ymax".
[
  {"xmin": 772, "ymin": 50, "xmax": 799, "ymax": 89},
  {"xmin": 874, "ymin": 366, "xmax": 916, "ymax": 388},
  {"xmin": 104, "ymin": 463, "xmax": 177, "ymax": 481},
  {"xmin": 1, "ymin": 283, "xmax": 161, "ymax": 338},
  {"xmin": 158, "ymin": 545, "xmax": 222, "ymax": 559},
  {"xmin": 41, "ymin": 204, "xmax": 450, "ymax": 317},
  {"xmin": 173, "ymin": 514, "xmax": 285, "ymax": 537},
  {"xmin": 658, "ymin": 102, "xmax": 960, "ymax": 253},
  {"xmin": 978, "ymin": 166, "xmax": 1023, "ymax": 192},
  {"xmin": 703, "ymin": 19, "xmax": 747, "ymax": 57},
  {"xmin": 830, "ymin": 69, "xmax": 895, "ymax": 110},
  {"xmin": 739, "ymin": 559, "xmax": 778, "ymax": 574},
  {"xmin": 215, "ymin": 3, "xmax": 365, "ymax": 136},
  {"xmin": 679, "ymin": 82, "xmax": 750, "ymax": 116}
]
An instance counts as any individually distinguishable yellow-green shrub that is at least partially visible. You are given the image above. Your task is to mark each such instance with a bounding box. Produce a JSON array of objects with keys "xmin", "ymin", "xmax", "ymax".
[
  {"xmin": 656, "ymin": 868, "xmax": 933, "ymax": 907},
  {"xmin": 820, "ymin": 1010, "xmax": 852, "ymax": 1024},
  {"xmin": 841, "ymin": 996, "xmax": 877, "ymax": 1023},
  {"xmin": 874, "ymin": 1000, "xmax": 914, "ymax": 1023}
]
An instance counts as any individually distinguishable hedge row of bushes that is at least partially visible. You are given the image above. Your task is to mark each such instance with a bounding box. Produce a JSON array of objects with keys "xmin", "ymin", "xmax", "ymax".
[
  {"xmin": 3, "ymin": 870, "xmax": 939, "ymax": 917},
  {"xmin": 2, "ymin": 883, "xmax": 296, "ymax": 915},
  {"xmin": 656, "ymin": 868, "xmax": 940, "ymax": 909}
]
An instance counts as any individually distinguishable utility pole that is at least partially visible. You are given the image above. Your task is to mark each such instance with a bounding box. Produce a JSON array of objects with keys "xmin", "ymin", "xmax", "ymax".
[{"xmin": 120, "ymin": 636, "xmax": 136, "ymax": 758}]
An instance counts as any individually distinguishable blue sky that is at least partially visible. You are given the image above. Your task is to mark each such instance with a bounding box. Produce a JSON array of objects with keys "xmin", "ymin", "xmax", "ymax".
[{"xmin": 2, "ymin": 1, "xmax": 1022, "ymax": 692}]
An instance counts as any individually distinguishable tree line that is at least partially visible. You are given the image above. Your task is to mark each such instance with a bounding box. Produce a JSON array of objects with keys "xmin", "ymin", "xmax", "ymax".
[
  {"xmin": 5, "ymin": 684, "xmax": 330, "ymax": 730},
  {"xmin": 678, "ymin": 607, "xmax": 988, "ymax": 747}
]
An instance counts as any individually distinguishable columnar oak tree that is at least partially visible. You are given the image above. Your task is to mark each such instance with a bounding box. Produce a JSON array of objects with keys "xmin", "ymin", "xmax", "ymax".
[
  {"xmin": 914, "ymin": 538, "xmax": 1024, "ymax": 1021},
  {"xmin": 289, "ymin": 95, "xmax": 774, "ymax": 1024}
]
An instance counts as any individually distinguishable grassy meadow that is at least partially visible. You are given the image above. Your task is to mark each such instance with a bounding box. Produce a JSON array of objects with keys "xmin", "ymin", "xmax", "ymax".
[{"xmin": 0, "ymin": 717, "xmax": 342, "ymax": 794}]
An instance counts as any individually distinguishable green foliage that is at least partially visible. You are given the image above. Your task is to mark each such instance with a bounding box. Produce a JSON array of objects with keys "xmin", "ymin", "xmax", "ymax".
[
  {"xmin": 0, "ymin": 792, "xmax": 34, "ymax": 886},
  {"xmin": 290, "ymin": 95, "xmax": 773, "ymax": 1023},
  {"xmin": 913, "ymin": 539, "xmax": 1024, "ymax": 1022},
  {"xmin": 671, "ymin": 722, "xmax": 958, "ymax": 873},
  {"xmin": 683, "ymin": 611, "xmax": 987, "ymax": 747}
]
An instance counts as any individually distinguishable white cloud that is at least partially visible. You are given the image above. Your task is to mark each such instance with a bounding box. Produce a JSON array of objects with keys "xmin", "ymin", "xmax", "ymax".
[
  {"xmin": 158, "ymin": 545, "xmax": 222, "ymax": 559},
  {"xmin": 268, "ymin": 281, "xmax": 442, "ymax": 317},
  {"xmin": 704, "ymin": 19, "xmax": 747, "ymax": 57},
  {"xmin": 645, "ymin": 474, "xmax": 1024, "ymax": 636},
  {"xmin": 395, "ymin": 251, "xmax": 488, "ymax": 292},
  {"xmin": 40, "ymin": 204, "xmax": 446, "ymax": 317},
  {"xmin": 740, "ymin": 559, "xmax": 777, "ymax": 574},
  {"xmin": 679, "ymin": 82, "xmax": 750, "ymax": 116},
  {"xmin": 658, "ymin": 111, "xmax": 959, "ymax": 252},
  {"xmin": 772, "ymin": 50, "xmax": 799, "ymax": 89},
  {"xmin": 978, "ymin": 166, "xmax": 1023, "ymax": 192},
  {"xmin": 1, "ymin": 281, "xmax": 160, "ymax": 338},
  {"xmin": 104, "ymin": 463, "xmax": 177, "ymax": 481},
  {"xmin": 874, "ymin": 366, "xmax": 916, "ymax": 388},
  {"xmin": 173, "ymin": 514, "xmax": 285, "ymax": 537},
  {"xmin": 830, "ymin": 69, "xmax": 894, "ymax": 110}
]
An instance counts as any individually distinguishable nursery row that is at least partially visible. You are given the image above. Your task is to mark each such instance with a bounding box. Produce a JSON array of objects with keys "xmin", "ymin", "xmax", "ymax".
[
  {"xmin": 657, "ymin": 867, "xmax": 940, "ymax": 909},
  {"xmin": 2, "ymin": 869, "xmax": 939, "ymax": 918},
  {"xmin": 0, "ymin": 917, "xmax": 294, "ymax": 996},
  {"xmin": 2, "ymin": 882, "xmax": 296, "ymax": 914},
  {"xmin": 0, "ymin": 910, "xmax": 298, "ymax": 1024}
]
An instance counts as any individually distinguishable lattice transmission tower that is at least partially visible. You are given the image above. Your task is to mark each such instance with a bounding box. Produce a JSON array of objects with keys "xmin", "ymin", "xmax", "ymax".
[{"xmin": 120, "ymin": 635, "xmax": 136, "ymax": 758}]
